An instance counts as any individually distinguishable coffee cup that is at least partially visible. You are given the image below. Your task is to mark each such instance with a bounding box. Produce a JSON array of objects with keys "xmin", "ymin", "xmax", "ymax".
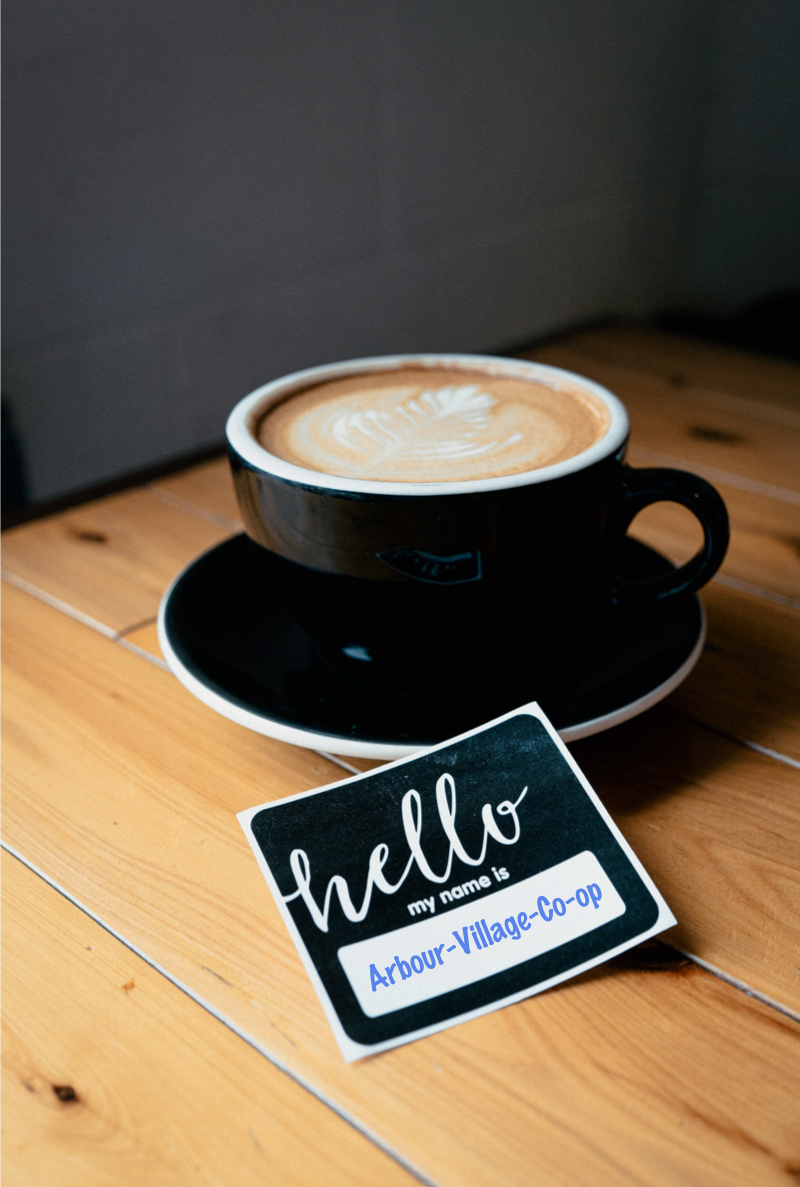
[{"xmin": 225, "ymin": 354, "xmax": 728, "ymax": 727}]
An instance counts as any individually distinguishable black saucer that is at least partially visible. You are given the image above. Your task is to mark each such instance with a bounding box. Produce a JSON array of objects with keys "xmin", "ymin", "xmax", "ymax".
[{"xmin": 158, "ymin": 535, "xmax": 704, "ymax": 759}]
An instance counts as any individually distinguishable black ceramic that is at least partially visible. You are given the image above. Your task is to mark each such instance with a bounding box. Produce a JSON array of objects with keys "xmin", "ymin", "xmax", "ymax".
[
  {"xmin": 226, "ymin": 354, "xmax": 728, "ymax": 602},
  {"xmin": 224, "ymin": 355, "xmax": 727, "ymax": 715},
  {"xmin": 160, "ymin": 533, "xmax": 705, "ymax": 755},
  {"xmin": 229, "ymin": 432, "xmax": 728, "ymax": 607}
]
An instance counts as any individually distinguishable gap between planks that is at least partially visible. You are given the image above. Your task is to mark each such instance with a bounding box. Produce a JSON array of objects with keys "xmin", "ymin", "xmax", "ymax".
[
  {"xmin": 671, "ymin": 948, "xmax": 800, "ymax": 1025},
  {"xmin": 0, "ymin": 841, "xmax": 439, "ymax": 1187},
  {"xmin": 147, "ymin": 485, "xmax": 242, "ymax": 530},
  {"xmin": 1, "ymin": 569, "xmax": 173, "ymax": 671},
  {"xmin": 4, "ymin": 576, "xmax": 800, "ymax": 1021},
  {"xmin": 143, "ymin": 455, "xmax": 800, "ymax": 608},
  {"xmin": 4, "ymin": 570, "xmax": 798, "ymax": 775},
  {"xmin": 626, "ymin": 448, "xmax": 800, "ymax": 508},
  {"xmin": 675, "ymin": 710, "xmax": 800, "ymax": 773},
  {"xmin": 0, "ymin": 581, "xmax": 380, "ymax": 776},
  {"xmin": 3, "ymin": 827, "xmax": 798, "ymax": 1083},
  {"xmin": 711, "ymin": 573, "xmax": 800, "ymax": 613}
]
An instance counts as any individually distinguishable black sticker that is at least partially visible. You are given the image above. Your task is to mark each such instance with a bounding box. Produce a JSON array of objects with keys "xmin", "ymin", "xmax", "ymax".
[{"xmin": 239, "ymin": 704, "xmax": 674, "ymax": 1059}]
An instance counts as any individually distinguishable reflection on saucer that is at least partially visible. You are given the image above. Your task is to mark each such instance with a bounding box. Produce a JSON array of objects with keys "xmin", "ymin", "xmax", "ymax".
[{"xmin": 158, "ymin": 535, "xmax": 704, "ymax": 760}]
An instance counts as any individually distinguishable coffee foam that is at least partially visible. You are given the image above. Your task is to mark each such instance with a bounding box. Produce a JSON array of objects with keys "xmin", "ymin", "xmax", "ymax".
[{"xmin": 256, "ymin": 366, "xmax": 611, "ymax": 483}]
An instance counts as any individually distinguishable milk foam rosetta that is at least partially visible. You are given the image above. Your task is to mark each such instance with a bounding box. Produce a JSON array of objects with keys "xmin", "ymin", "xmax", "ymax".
[{"xmin": 256, "ymin": 366, "xmax": 611, "ymax": 482}]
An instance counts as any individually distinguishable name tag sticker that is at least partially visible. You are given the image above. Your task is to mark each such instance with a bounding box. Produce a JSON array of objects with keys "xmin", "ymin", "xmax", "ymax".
[{"xmin": 238, "ymin": 704, "xmax": 676, "ymax": 1061}]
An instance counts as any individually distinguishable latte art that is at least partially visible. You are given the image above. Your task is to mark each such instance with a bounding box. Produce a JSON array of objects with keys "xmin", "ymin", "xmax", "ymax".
[
  {"xmin": 328, "ymin": 384, "xmax": 521, "ymax": 462},
  {"xmin": 256, "ymin": 366, "xmax": 610, "ymax": 482}
]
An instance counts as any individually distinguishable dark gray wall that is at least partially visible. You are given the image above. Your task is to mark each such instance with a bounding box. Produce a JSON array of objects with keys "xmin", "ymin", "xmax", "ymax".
[
  {"xmin": 3, "ymin": 0, "xmax": 795, "ymax": 502},
  {"xmin": 690, "ymin": 0, "xmax": 800, "ymax": 306}
]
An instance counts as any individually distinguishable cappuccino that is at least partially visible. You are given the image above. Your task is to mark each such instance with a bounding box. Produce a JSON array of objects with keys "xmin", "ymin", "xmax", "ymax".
[{"xmin": 256, "ymin": 365, "xmax": 611, "ymax": 483}]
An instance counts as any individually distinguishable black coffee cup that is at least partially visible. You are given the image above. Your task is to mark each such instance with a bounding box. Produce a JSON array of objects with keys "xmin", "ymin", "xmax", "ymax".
[{"xmin": 226, "ymin": 354, "xmax": 728, "ymax": 719}]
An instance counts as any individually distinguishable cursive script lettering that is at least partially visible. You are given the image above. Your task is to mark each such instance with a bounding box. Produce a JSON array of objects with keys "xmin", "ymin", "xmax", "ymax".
[{"xmin": 284, "ymin": 774, "xmax": 527, "ymax": 932}]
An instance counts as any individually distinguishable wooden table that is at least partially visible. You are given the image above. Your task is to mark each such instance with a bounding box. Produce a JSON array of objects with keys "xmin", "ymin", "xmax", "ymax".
[{"xmin": 3, "ymin": 325, "xmax": 800, "ymax": 1186}]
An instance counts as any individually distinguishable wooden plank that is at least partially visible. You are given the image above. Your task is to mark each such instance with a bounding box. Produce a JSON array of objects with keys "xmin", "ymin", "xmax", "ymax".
[
  {"xmin": 540, "ymin": 324, "xmax": 800, "ymax": 412},
  {"xmin": 151, "ymin": 458, "xmax": 242, "ymax": 526},
  {"xmin": 119, "ymin": 619, "xmax": 163, "ymax": 661},
  {"xmin": 3, "ymin": 585, "xmax": 800, "ymax": 1187},
  {"xmin": 138, "ymin": 403, "xmax": 800, "ymax": 771},
  {"xmin": 162, "ymin": 366, "xmax": 800, "ymax": 606},
  {"xmin": 114, "ymin": 556, "xmax": 800, "ymax": 768},
  {"xmin": 674, "ymin": 583, "xmax": 800, "ymax": 764},
  {"xmin": 1, "ymin": 488, "xmax": 233, "ymax": 634},
  {"xmin": 527, "ymin": 345, "xmax": 800, "ymax": 496},
  {"xmin": 625, "ymin": 468, "xmax": 800, "ymax": 605},
  {"xmin": 1, "ymin": 852, "xmax": 419, "ymax": 1187},
  {"xmin": 2, "ymin": 335, "xmax": 795, "ymax": 649},
  {"xmin": 348, "ymin": 639, "xmax": 800, "ymax": 983},
  {"xmin": 572, "ymin": 707, "xmax": 800, "ymax": 1005},
  {"xmin": 156, "ymin": 462, "xmax": 800, "ymax": 607},
  {"xmin": 4, "ymin": 578, "xmax": 794, "ymax": 1012}
]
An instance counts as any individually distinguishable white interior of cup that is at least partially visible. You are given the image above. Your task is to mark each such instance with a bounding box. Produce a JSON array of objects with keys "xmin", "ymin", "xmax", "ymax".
[{"xmin": 226, "ymin": 353, "xmax": 630, "ymax": 496}]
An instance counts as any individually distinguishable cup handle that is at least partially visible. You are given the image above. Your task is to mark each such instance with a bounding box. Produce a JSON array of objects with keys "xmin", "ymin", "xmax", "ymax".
[{"xmin": 612, "ymin": 465, "xmax": 730, "ymax": 608}]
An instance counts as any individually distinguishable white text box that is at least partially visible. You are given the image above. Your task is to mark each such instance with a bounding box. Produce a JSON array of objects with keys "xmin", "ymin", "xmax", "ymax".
[{"xmin": 338, "ymin": 850, "xmax": 625, "ymax": 1017}]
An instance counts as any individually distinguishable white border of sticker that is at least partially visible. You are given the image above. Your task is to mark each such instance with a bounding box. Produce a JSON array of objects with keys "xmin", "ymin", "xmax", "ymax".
[{"xmin": 237, "ymin": 702, "xmax": 677, "ymax": 1061}]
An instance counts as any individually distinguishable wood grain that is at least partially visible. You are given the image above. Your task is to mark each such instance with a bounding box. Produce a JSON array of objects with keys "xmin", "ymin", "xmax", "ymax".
[
  {"xmin": 4, "ymin": 583, "xmax": 800, "ymax": 1187},
  {"xmin": 117, "ymin": 559, "xmax": 800, "ymax": 774},
  {"xmin": 542, "ymin": 324, "xmax": 800, "ymax": 411},
  {"xmin": 2, "ymin": 334, "xmax": 795, "ymax": 655},
  {"xmin": 118, "ymin": 619, "xmax": 163, "ymax": 661},
  {"xmin": 52, "ymin": 504, "xmax": 800, "ymax": 778},
  {"xmin": 627, "ymin": 475, "xmax": 800, "ymax": 605},
  {"xmin": 156, "ymin": 361, "xmax": 800, "ymax": 606},
  {"xmin": 4, "ymin": 577, "xmax": 794, "ymax": 1011},
  {"xmin": 151, "ymin": 458, "xmax": 241, "ymax": 526},
  {"xmin": 572, "ymin": 708, "xmax": 800, "ymax": 1003},
  {"xmin": 671, "ymin": 583, "xmax": 800, "ymax": 763},
  {"xmin": 116, "ymin": 581, "xmax": 800, "ymax": 768},
  {"xmin": 153, "ymin": 454, "xmax": 800, "ymax": 606},
  {"xmin": 1, "ymin": 488, "xmax": 233, "ymax": 634},
  {"xmin": 528, "ymin": 345, "xmax": 800, "ymax": 495},
  {"xmin": 1, "ymin": 852, "xmax": 419, "ymax": 1187}
]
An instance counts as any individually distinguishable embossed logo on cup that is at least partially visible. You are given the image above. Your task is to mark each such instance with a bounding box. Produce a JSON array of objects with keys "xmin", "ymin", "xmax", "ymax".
[{"xmin": 378, "ymin": 548, "xmax": 483, "ymax": 584}]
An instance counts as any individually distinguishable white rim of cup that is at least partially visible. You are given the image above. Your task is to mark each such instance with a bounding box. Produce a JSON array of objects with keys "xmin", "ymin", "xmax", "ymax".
[{"xmin": 226, "ymin": 353, "xmax": 630, "ymax": 496}]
